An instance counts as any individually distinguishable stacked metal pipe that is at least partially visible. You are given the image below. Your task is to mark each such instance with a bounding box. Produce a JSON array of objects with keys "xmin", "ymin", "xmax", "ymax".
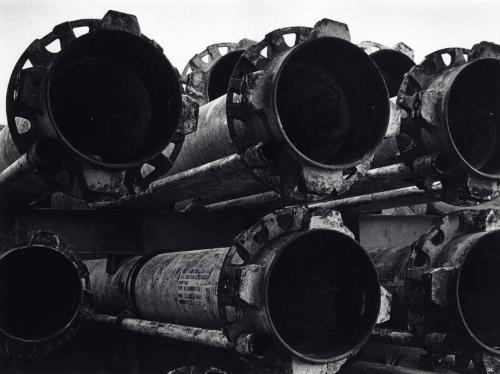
[{"xmin": 1, "ymin": 8, "xmax": 500, "ymax": 374}]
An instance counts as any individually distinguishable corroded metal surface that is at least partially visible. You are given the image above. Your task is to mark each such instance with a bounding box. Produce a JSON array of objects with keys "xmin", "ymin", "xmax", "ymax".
[
  {"xmin": 396, "ymin": 42, "xmax": 500, "ymax": 205},
  {"xmin": 2, "ymin": 10, "xmax": 188, "ymax": 203},
  {"xmin": 125, "ymin": 19, "xmax": 390, "ymax": 209},
  {"xmin": 85, "ymin": 207, "xmax": 380, "ymax": 365},
  {"xmin": 368, "ymin": 210, "xmax": 500, "ymax": 358},
  {"xmin": 0, "ymin": 230, "xmax": 92, "ymax": 359}
]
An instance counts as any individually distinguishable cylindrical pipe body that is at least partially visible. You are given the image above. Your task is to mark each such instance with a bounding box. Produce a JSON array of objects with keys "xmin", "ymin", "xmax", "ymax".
[
  {"xmin": 396, "ymin": 46, "xmax": 500, "ymax": 204},
  {"xmin": 88, "ymin": 248, "xmax": 228, "ymax": 328},
  {"xmin": 153, "ymin": 22, "xmax": 389, "ymax": 205},
  {"xmin": 0, "ymin": 127, "xmax": 53, "ymax": 204},
  {"xmin": 2, "ymin": 11, "xmax": 183, "ymax": 203},
  {"xmin": 85, "ymin": 314, "xmax": 234, "ymax": 350},
  {"xmin": 367, "ymin": 212, "xmax": 500, "ymax": 356},
  {"xmin": 86, "ymin": 211, "xmax": 381, "ymax": 364},
  {"xmin": 168, "ymin": 95, "xmax": 235, "ymax": 175},
  {"xmin": 0, "ymin": 230, "xmax": 91, "ymax": 358}
]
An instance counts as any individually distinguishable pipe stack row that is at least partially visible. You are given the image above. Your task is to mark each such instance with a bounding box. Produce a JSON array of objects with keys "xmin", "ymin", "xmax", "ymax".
[{"xmin": 0, "ymin": 9, "xmax": 499, "ymax": 374}]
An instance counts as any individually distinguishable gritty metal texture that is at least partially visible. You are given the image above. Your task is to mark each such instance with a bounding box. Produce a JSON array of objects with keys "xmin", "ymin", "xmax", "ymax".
[
  {"xmin": 3, "ymin": 10, "xmax": 190, "ymax": 204},
  {"xmin": 150, "ymin": 18, "xmax": 390, "ymax": 209},
  {"xmin": 396, "ymin": 42, "xmax": 500, "ymax": 205},
  {"xmin": 205, "ymin": 184, "xmax": 442, "ymax": 215},
  {"xmin": 367, "ymin": 209, "xmax": 500, "ymax": 357},
  {"xmin": 85, "ymin": 206, "xmax": 380, "ymax": 364},
  {"xmin": 92, "ymin": 144, "xmax": 271, "ymax": 209},
  {"xmin": 84, "ymin": 314, "xmax": 236, "ymax": 351},
  {"xmin": 0, "ymin": 230, "xmax": 92, "ymax": 359},
  {"xmin": 6, "ymin": 10, "xmax": 181, "ymax": 170}
]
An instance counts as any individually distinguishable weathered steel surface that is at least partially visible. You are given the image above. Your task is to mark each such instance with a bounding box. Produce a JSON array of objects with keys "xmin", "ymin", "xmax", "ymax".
[
  {"xmin": 396, "ymin": 42, "xmax": 500, "ymax": 205},
  {"xmin": 92, "ymin": 145, "xmax": 271, "ymax": 209},
  {"xmin": 0, "ymin": 230, "xmax": 92, "ymax": 359},
  {"xmin": 367, "ymin": 210, "xmax": 500, "ymax": 357},
  {"xmin": 1, "ymin": 11, "xmax": 188, "ymax": 203},
  {"xmin": 205, "ymin": 184, "xmax": 441, "ymax": 214},
  {"xmin": 85, "ymin": 314, "xmax": 235, "ymax": 350},
  {"xmin": 106, "ymin": 19, "xmax": 389, "ymax": 210},
  {"xmin": 85, "ymin": 207, "xmax": 380, "ymax": 365}
]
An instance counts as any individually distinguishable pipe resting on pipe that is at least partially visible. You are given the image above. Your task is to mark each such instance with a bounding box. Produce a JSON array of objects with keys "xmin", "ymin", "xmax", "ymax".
[{"xmin": 85, "ymin": 207, "xmax": 381, "ymax": 364}]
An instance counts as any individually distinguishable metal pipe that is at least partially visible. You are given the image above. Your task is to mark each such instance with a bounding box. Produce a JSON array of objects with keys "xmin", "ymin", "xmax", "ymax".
[
  {"xmin": 367, "ymin": 209, "xmax": 500, "ymax": 356},
  {"xmin": 2, "ymin": 10, "xmax": 184, "ymax": 202},
  {"xmin": 85, "ymin": 207, "xmax": 381, "ymax": 364},
  {"xmin": 0, "ymin": 230, "xmax": 91, "ymax": 358},
  {"xmin": 85, "ymin": 314, "xmax": 233, "ymax": 351},
  {"xmin": 125, "ymin": 19, "xmax": 389, "ymax": 208},
  {"xmin": 206, "ymin": 184, "xmax": 441, "ymax": 214},
  {"xmin": 91, "ymin": 146, "xmax": 270, "ymax": 209},
  {"xmin": 393, "ymin": 42, "xmax": 500, "ymax": 205}
]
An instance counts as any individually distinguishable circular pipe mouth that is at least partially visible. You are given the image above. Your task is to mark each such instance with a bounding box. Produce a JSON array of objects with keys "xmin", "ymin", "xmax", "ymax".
[
  {"xmin": 369, "ymin": 49, "xmax": 415, "ymax": 97},
  {"xmin": 266, "ymin": 230, "xmax": 380, "ymax": 362},
  {"xmin": 207, "ymin": 50, "xmax": 244, "ymax": 101},
  {"xmin": 446, "ymin": 58, "xmax": 500, "ymax": 179},
  {"xmin": 0, "ymin": 245, "xmax": 83, "ymax": 342},
  {"xmin": 47, "ymin": 30, "xmax": 182, "ymax": 169},
  {"xmin": 274, "ymin": 37, "xmax": 389, "ymax": 170},
  {"xmin": 457, "ymin": 230, "xmax": 500, "ymax": 354}
]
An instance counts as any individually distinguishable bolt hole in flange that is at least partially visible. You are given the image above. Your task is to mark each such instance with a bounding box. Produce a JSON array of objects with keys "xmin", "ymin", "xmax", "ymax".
[
  {"xmin": 267, "ymin": 230, "xmax": 380, "ymax": 362},
  {"xmin": 446, "ymin": 58, "xmax": 500, "ymax": 178},
  {"xmin": 457, "ymin": 231, "xmax": 500, "ymax": 353},
  {"xmin": 0, "ymin": 246, "xmax": 82, "ymax": 341},
  {"xmin": 47, "ymin": 30, "xmax": 181, "ymax": 169},
  {"xmin": 275, "ymin": 37, "xmax": 389, "ymax": 169}
]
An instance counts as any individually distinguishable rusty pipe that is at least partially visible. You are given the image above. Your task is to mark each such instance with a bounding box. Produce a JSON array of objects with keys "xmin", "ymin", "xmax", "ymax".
[
  {"xmin": 0, "ymin": 231, "xmax": 92, "ymax": 358},
  {"xmin": 368, "ymin": 210, "xmax": 500, "ymax": 356},
  {"xmin": 135, "ymin": 19, "xmax": 389, "ymax": 207},
  {"xmin": 84, "ymin": 313, "xmax": 260, "ymax": 356},
  {"xmin": 391, "ymin": 42, "xmax": 500, "ymax": 205},
  {"xmin": 2, "ymin": 10, "xmax": 184, "ymax": 202},
  {"xmin": 85, "ymin": 207, "xmax": 381, "ymax": 364},
  {"xmin": 205, "ymin": 183, "xmax": 442, "ymax": 214}
]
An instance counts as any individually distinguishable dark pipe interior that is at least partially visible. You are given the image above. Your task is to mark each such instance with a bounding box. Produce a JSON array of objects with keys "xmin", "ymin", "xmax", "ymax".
[
  {"xmin": 207, "ymin": 50, "xmax": 243, "ymax": 101},
  {"xmin": 447, "ymin": 58, "xmax": 500, "ymax": 178},
  {"xmin": 276, "ymin": 37, "xmax": 389, "ymax": 168},
  {"xmin": 0, "ymin": 246, "xmax": 82, "ymax": 341},
  {"xmin": 267, "ymin": 230, "xmax": 380, "ymax": 361},
  {"xmin": 48, "ymin": 30, "xmax": 181, "ymax": 167},
  {"xmin": 458, "ymin": 231, "xmax": 500, "ymax": 351},
  {"xmin": 370, "ymin": 49, "xmax": 415, "ymax": 97}
]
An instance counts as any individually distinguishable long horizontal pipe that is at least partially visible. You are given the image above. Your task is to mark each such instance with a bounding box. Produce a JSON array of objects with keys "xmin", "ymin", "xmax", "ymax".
[
  {"xmin": 92, "ymin": 147, "xmax": 268, "ymax": 209},
  {"xmin": 207, "ymin": 184, "xmax": 441, "ymax": 213},
  {"xmin": 84, "ymin": 313, "xmax": 238, "ymax": 352},
  {"xmin": 0, "ymin": 152, "xmax": 37, "ymax": 190}
]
